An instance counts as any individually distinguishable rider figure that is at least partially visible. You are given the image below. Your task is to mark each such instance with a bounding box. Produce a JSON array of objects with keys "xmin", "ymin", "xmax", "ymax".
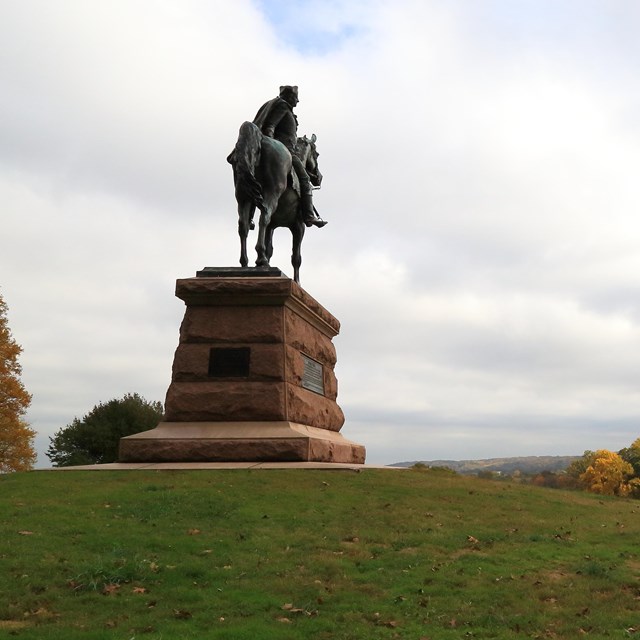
[{"xmin": 253, "ymin": 86, "xmax": 327, "ymax": 228}]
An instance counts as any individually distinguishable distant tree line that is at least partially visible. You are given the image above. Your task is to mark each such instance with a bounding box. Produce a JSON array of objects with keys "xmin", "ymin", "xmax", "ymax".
[{"xmin": 474, "ymin": 438, "xmax": 640, "ymax": 499}]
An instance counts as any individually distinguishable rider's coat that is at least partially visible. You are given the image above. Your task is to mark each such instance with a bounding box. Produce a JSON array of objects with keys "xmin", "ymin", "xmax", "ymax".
[{"xmin": 253, "ymin": 97, "xmax": 298, "ymax": 152}]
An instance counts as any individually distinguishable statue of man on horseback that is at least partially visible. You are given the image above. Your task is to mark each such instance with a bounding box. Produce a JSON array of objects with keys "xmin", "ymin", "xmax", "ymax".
[
  {"xmin": 252, "ymin": 85, "xmax": 326, "ymax": 229},
  {"xmin": 227, "ymin": 85, "xmax": 327, "ymax": 284}
]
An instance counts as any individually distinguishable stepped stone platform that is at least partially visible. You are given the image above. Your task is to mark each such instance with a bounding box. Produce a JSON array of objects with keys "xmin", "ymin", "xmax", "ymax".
[{"xmin": 50, "ymin": 462, "xmax": 399, "ymax": 471}]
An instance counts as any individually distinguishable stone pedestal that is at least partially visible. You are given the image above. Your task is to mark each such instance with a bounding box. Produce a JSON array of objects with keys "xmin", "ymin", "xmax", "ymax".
[{"xmin": 119, "ymin": 270, "xmax": 365, "ymax": 463}]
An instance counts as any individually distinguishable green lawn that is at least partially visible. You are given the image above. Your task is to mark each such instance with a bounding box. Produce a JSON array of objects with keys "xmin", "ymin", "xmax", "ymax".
[{"xmin": 1, "ymin": 467, "xmax": 638, "ymax": 639}]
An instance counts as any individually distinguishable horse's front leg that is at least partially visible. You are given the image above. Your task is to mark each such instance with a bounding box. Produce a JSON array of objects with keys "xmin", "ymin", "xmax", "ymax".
[
  {"xmin": 291, "ymin": 219, "xmax": 305, "ymax": 284},
  {"xmin": 238, "ymin": 203, "xmax": 254, "ymax": 267}
]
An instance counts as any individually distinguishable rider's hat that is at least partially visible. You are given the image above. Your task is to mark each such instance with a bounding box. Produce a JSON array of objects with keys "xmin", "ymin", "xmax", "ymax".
[{"xmin": 279, "ymin": 85, "xmax": 298, "ymax": 99}]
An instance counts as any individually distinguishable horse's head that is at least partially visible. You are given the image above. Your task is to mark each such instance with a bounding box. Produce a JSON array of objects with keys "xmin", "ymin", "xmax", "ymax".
[{"xmin": 296, "ymin": 134, "xmax": 322, "ymax": 187}]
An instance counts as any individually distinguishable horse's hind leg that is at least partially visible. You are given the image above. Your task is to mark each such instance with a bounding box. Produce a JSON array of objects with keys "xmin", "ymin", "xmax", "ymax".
[
  {"xmin": 291, "ymin": 220, "xmax": 305, "ymax": 284},
  {"xmin": 238, "ymin": 203, "xmax": 254, "ymax": 267},
  {"xmin": 255, "ymin": 201, "xmax": 276, "ymax": 267}
]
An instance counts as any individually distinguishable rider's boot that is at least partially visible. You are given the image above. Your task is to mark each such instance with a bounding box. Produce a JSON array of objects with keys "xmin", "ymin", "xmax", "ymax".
[{"xmin": 301, "ymin": 193, "xmax": 328, "ymax": 228}]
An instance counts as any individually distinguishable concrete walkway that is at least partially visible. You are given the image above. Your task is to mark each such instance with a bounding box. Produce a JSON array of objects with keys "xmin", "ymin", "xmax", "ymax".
[{"xmin": 45, "ymin": 461, "xmax": 403, "ymax": 471}]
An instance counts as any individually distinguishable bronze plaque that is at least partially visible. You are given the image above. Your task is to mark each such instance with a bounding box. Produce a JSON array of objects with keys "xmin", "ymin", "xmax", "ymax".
[{"xmin": 302, "ymin": 354, "xmax": 324, "ymax": 395}]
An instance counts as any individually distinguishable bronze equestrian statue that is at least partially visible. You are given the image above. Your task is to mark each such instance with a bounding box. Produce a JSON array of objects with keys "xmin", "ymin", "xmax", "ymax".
[{"xmin": 228, "ymin": 86, "xmax": 326, "ymax": 284}]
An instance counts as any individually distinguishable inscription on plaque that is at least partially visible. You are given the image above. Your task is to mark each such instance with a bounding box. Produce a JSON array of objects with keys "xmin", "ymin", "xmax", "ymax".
[
  {"xmin": 301, "ymin": 354, "xmax": 325, "ymax": 395},
  {"xmin": 209, "ymin": 347, "xmax": 250, "ymax": 377}
]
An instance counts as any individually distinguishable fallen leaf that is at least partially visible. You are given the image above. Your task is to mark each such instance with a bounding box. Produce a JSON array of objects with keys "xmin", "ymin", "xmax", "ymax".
[
  {"xmin": 281, "ymin": 603, "xmax": 307, "ymax": 613},
  {"xmin": 173, "ymin": 609, "xmax": 192, "ymax": 619},
  {"xmin": 102, "ymin": 584, "xmax": 121, "ymax": 596},
  {"xmin": 17, "ymin": 531, "xmax": 34, "ymax": 536},
  {"xmin": 378, "ymin": 620, "xmax": 399, "ymax": 628},
  {"xmin": 132, "ymin": 587, "xmax": 148, "ymax": 594},
  {"xmin": 187, "ymin": 529, "xmax": 201, "ymax": 535},
  {"xmin": 276, "ymin": 617, "xmax": 292, "ymax": 624}
]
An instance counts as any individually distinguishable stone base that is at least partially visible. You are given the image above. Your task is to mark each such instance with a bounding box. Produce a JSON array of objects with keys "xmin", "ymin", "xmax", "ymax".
[{"xmin": 119, "ymin": 421, "xmax": 366, "ymax": 464}]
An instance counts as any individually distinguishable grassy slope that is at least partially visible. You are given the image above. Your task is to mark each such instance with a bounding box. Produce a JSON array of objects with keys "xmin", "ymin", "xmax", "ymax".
[{"xmin": 0, "ymin": 468, "xmax": 639, "ymax": 639}]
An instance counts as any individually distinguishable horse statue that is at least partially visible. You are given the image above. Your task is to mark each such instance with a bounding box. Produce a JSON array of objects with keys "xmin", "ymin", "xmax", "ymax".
[{"xmin": 228, "ymin": 121, "xmax": 322, "ymax": 284}]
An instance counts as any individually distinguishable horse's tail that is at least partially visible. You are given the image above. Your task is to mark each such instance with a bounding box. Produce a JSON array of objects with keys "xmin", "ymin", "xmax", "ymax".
[{"xmin": 229, "ymin": 121, "xmax": 263, "ymax": 208}]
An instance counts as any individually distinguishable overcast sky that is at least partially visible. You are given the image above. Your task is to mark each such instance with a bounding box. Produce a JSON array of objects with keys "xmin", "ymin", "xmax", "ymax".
[{"xmin": 2, "ymin": 0, "xmax": 640, "ymax": 466}]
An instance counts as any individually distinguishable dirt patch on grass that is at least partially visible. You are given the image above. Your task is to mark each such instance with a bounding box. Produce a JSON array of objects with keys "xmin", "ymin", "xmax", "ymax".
[
  {"xmin": 544, "ymin": 570, "xmax": 570, "ymax": 582},
  {"xmin": 398, "ymin": 546, "xmax": 420, "ymax": 555},
  {"xmin": 0, "ymin": 620, "xmax": 29, "ymax": 630},
  {"xmin": 625, "ymin": 559, "xmax": 640, "ymax": 575}
]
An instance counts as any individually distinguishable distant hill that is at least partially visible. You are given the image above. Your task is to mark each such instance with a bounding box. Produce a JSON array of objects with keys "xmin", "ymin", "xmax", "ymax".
[{"xmin": 391, "ymin": 455, "xmax": 579, "ymax": 475}]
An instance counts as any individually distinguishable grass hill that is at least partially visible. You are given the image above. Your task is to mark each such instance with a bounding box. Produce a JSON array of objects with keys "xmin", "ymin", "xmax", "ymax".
[
  {"xmin": 1, "ymin": 467, "xmax": 638, "ymax": 639},
  {"xmin": 393, "ymin": 456, "xmax": 579, "ymax": 475}
]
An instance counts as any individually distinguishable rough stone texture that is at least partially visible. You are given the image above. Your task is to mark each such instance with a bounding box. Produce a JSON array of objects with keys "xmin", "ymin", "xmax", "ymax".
[
  {"xmin": 175, "ymin": 277, "xmax": 340, "ymax": 336},
  {"xmin": 119, "ymin": 422, "xmax": 365, "ymax": 463},
  {"xmin": 165, "ymin": 381, "xmax": 286, "ymax": 422},
  {"xmin": 284, "ymin": 306, "xmax": 337, "ymax": 364},
  {"xmin": 285, "ymin": 345, "xmax": 338, "ymax": 399},
  {"xmin": 285, "ymin": 383, "xmax": 345, "ymax": 431},
  {"xmin": 180, "ymin": 305, "xmax": 284, "ymax": 343},
  {"xmin": 172, "ymin": 343, "xmax": 285, "ymax": 382},
  {"xmin": 120, "ymin": 275, "xmax": 365, "ymax": 463}
]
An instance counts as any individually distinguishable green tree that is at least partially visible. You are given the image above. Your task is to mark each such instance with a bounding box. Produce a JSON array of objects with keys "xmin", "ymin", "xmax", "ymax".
[
  {"xmin": 619, "ymin": 437, "xmax": 640, "ymax": 477},
  {"xmin": 0, "ymin": 292, "xmax": 35, "ymax": 472},
  {"xmin": 566, "ymin": 450, "xmax": 598, "ymax": 480},
  {"xmin": 47, "ymin": 393, "xmax": 163, "ymax": 467}
]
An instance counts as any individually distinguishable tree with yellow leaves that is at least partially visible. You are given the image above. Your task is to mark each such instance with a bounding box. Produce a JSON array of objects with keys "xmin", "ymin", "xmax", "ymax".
[
  {"xmin": 579, "ymin": 449, "xmax": 633, "ymax": 497},
  {"xmin": 0, "ymin": 292, "xmax": 35, "ymax": 472}
]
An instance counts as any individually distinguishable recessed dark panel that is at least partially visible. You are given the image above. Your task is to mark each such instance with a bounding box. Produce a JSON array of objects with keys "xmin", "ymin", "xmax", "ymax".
[{"xmin": 208, "ymin": 347, "xmax": 250, "ymax": 377}]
